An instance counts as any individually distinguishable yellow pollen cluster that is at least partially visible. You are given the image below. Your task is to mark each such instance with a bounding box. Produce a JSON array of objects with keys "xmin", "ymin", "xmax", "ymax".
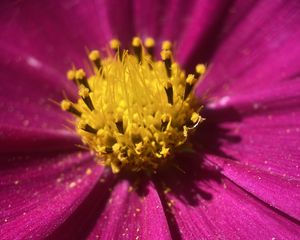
[{"xmin": 61, "ymin": 37, "xmax": 206, "ymax": 173}]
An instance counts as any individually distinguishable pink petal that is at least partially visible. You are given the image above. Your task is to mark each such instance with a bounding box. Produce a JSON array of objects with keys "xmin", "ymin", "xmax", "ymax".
[
  {"xmin": 158, "ymin": 161, "xmax": 300, "ymax": 239},
  {"xmin": 217, "ymin": 160, "xmax": 300, "ymax": 221},
  {"xmin": 48, "ymin": 167, "xmax": 116, "ymax": 239},
  {"xmin": 0, "ymin": 47, "xmax": 80, "ymax": 153},
  {"xmin": 0, "ymin": 126, "xmax": 80, "ymax": 154},
  {"xmin": 0, "ymin": 0, "xmax": 110, "ymax": 75},
  {"xmin": 85, "ymin": 180, "xmax": 172, "ymax": 240},
  {"xmin": 200, "ymin": 78, "xmax": 300, "ymax": 221},
  {"xmin": 206, "ymin": 80, "xmax": 300, "ymax": 178},
  {"xmin": 132, "ymin": 0, "xmax": 234, "ymax": 62},
  {"xmin": 179, "ymin": 0, "xmax": 258, "ymax": 68},
  {"xmin": 196, "ymin": 0, "xmax": 300, "ymax": 98},
  {"xmin": 0, "ymin": 151, "xmax": 103, "ymax": 239},
  {"xmin": 175, "ymin": 0, "xmax": 235, "ymax": 65},
  {"xmin": 0, "ymin": 46, "xmax": 72, "ymax": 127}
]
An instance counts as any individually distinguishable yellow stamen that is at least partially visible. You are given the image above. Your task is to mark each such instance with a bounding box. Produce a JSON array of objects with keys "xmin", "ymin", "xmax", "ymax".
[
  {"xmin": 75, "ymin": 68, "xmax": 86, "ymax": 80},
  {"xmin": 195, "ymin": 64, "xmax": 206, "ymax": 78},
  {"xmin": 161, "ymin": 50, "xmax": 172, "ymax": 78},
  {"xmin": 75, "ymin": 68, "xmax": 90, "ymax": 90},
  {"xmin": 61, "ymin": 100, "xmax": 72, "ymax": 111},
  {"xmin": 144, "ymin": 37, "xmax": 155, "ymax": 59},
  {"xmin": 132, "ymin": 37, "xmax": 142, "ymax": 47},
  {"xmin": 186, "ymin": 74, "xmax": 196, "ymax": 85},
  {"xmin": 61, "ymin": 37, "xmax": 205, "ymax": 173},
  {"xmin": 132, "ymin": 37, "xmax": 143, "ymax": 63},
  {"xmin": 110, "ymin": 39, "xmax": 121, "ymax": 51},
  {"xmin": 67, "ymin": 69, "xmax": 76, "ymax": 81},
  {"xmin": 191, "ymin": 112, "xmax": 200, "ymax": 124},
  {"xmin": 88, "ymin": 50, "xmax": 102, "ymax": 70},
  {"xmin": 162, "ymin": 40, "xmax": 172, "ymax": 51},
  {"xmin": 79, "ymin": 86, "xmax": 94, "ymax": 111},
  {"xmin": 88, "ymin": 50, "xmax": 100, "ymax": 62},
  {"xmin": 144, "ymin": 37, "xmax": 155, "ymax": 48},
  {"xmin": 184, "ymin": 74, "xmax": 196, "ymax": 100},
  {"xmin": 61, "ymin": 100, "xmax": 81, "ymax": 117}
]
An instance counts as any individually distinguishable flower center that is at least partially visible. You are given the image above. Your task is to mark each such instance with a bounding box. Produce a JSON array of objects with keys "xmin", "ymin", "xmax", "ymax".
[{"xmin": 61, "ymin": 37, "xmax": 205, "ymax": 173}]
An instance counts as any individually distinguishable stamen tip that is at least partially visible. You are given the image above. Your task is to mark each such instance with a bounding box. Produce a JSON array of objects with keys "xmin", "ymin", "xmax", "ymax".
[
  {"xmin": 110, "ymin": 39, "xmax": 121, "ymax": 50},
  {"xmin": 160, "ymin": 50, "xmax": 172, "ymax": 60},
  {"xmin": 67, "ymin": 69, "xmax": 76, "ymax": 81},
  {"xmin": 75, "ymin": 69, "xmax": 86, "ymax": 79},
  {"xmin": 145, "ymin": 37, "xmax": 155, "ymax": 48},
  {"xmin": 132, "ymin": 37, "xmax": 142, "ymax": 47},
  {"xmin": 162, "ymin": 40, "xmax": 172, "ymax": 51},
  {"xmin": 60, "ymin": 100, "xmax": 71, "ymax": 111},
  {"xmin": 186, "ymin": 74, "xmax": 195, "ymax": 85},
  {"xmin": 195, "ymin": 64, "xmax": 206, "ymax": 76},
  {"xmin": 79, "ymin": 86, "xmax": 90, "ymax": 98},
  {"xmin": 88, "ymin": 50, "xmax": 100, "ymax": 61},
  {"xmin": 191, "ymin": 112, "xmax": 200, "ymax": 124}
]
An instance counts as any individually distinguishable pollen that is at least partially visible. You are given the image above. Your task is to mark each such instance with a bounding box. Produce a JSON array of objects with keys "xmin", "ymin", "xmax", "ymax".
[{"xmin": 61, "ymin": 37, "xmax": 206, "ymax": 173}]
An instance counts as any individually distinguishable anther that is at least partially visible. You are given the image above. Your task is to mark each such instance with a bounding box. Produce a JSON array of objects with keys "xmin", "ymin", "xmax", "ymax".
[
  {"xmin": 99, "ymin": 146, "xmax": 113, "ymax": 154},
  {"xmin": 187, "ymin": 112, "xmax": 201, "ymax": 129},
  {"xmin": 184, "ymin": 74, "xmax": 196, "ymax": 100},
  {"xmin": 164, "ymin": 82, "xmax": 173, "ymax": 105},
  {"xmin": 67, "ymin": 69, "xmax": 76, "ymax": 81},
  {"xmin": 144, "ymin": 37, "xmax": 155, "ymax": 59},
  {"xmin": 80, "ymin": 123, "xmax": 98, "ymax": 134},
  {"xmin": 161, "ymin": 50, "xmax": 172, "ymax": 78},
  {"xmin": 60, "ymin": 100, "xmax": 82, "ymax": 117},
  {"xmin": 161, "ymin": 114, "xmax": 171, "ymax": 131},
  {"xmin": 89, "ymin": 50, "xmax": 102, "ymax": 70},
  {"xmin": 79, "ymin": 86, "xmax": 94, "ymax": 111},
  {"xmin": 162, "ymin": 41, "xmax": 172, "ymax": 51},
  {"xmin": 195, "ymin": 64, "xmax": 206, "ymax": 79},
  {"xmin": 75, "ymin": 69, "xmax": 90, "ymax": 91},
  {"xmin": 132, "ymin": 37, "xmax": 142, "ymax": 63},
  {"xmin": 110, "ymin": 39, "xmax": 121, "ymax": 52},
  {"xmin": 115, "ymin": 120, "xmax": 124, "ymax": 134},
  {"xmin": 110, "ymin": 39, "xmax": 122, "ymax": 60}
]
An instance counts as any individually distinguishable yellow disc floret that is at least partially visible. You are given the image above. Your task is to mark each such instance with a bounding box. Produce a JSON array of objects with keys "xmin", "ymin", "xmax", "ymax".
[{"xmin": 61, "ymin": 37, "xmax": 206, "ymax": 173}]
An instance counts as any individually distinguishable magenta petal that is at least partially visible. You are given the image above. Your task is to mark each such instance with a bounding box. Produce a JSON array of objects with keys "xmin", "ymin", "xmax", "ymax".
[
  {"xmin": 176, "ymin": 0, "xmax": 234, "ymax": 65},
  {"xmin": 0, "ymin": 0, "xmax": 110, "ymax": 75},
  {"xmin": 205, "ymin": 79, "xmax": 300, "ymax": 178},
  {"xmin": 217, "ymin": 161, "xmax": 300, "ymax": 221},
  {"xmin": 0, "ymin": 47, "xmax": 78, "ymax": 149},
  {"xmin": 0, "ymin": 126, "xmax": 80, "ymax": 154},
  {"xmin": 179, "ymin": 0, "xmax": 258, "ymax": 67},
  {"xmin": 0, "ymin": 46, "xmax": 82, "ymax": 153},
  {"xmin": 198, "ymin": 79, "xmax": 300, "ymax": 221},
  {"xmin": 0, "ymin": 152, "xmax": 103, "ymax": 239},
  {"xmin": 196, "ymin": 0, "xmax": 300, "ymax": 98},
  {"xmin": 167, "ymin": 176, "xmax": 300, "ymax": 239},
  {"xmin": 87, "ymin": 180, "xmax": 172, "ymax": 240},
  {"xmin": 0, "ymin": 46, "xmax": 73, "ymax": 129}
]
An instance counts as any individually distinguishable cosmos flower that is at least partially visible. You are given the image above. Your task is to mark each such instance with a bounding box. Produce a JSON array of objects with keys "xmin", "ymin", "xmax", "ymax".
[{"xmin": 1, "ymin": 0, "xmax": 300, "ymax": 239}]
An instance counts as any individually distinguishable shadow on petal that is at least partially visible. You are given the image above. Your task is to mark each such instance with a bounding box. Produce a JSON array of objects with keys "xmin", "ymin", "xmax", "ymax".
[
  {"xmin": 48, "ymin": 168, "xmax": 117, "ymax": 240},
  {"xmin": 193, "ymin": 105, "xmax": 242, "ymax": 161}
]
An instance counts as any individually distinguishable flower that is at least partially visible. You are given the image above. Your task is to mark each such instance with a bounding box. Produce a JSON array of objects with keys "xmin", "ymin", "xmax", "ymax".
[{"xmin": 1, "ymin": 0, "xmax": 300, "ymax": 239}]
